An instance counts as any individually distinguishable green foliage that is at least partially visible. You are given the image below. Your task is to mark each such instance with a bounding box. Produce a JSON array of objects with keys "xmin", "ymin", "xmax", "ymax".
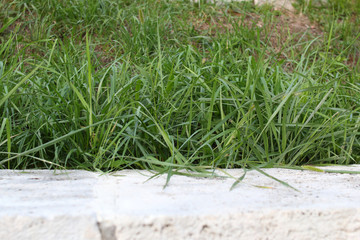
[{"xmin": 0, "ymin": 0, "xmax": 359, "ymax": 174}]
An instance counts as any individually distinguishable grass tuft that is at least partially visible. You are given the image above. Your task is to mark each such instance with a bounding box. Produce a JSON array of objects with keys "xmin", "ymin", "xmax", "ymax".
[{"xmin": 0, "ymin": 0, "xmax": 359, "ymax": 181}]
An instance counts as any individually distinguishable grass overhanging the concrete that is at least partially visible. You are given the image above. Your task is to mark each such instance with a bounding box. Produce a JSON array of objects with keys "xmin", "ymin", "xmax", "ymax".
[{"xmin": 0, "ymin": 0, "xmax": 359, "ymax": 182}]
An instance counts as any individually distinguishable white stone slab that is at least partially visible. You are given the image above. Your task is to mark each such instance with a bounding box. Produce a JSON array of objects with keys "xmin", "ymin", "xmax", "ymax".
[{"xmin": 0, "ymin": 165, "xmax": 359, "ymax": 239}]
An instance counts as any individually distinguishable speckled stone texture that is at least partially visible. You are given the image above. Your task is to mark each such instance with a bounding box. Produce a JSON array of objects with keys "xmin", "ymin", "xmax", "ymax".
[{"xmin": 0, "ymin": 165, "xmax": 359, "ymax": 240}]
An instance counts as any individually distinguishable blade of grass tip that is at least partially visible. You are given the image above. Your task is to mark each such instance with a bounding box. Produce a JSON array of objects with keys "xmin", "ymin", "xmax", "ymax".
[
  {"xmin": 321, "ymin": 16, "xmax": 334, "ymax": 76},
  {"xmin": 167, "ymin": 171, "xmax": 222, "ymax": 179},
  {"xmin": 0, "ymin": 64, "xmax": 41, "ymax": 109},
  {"xmin": 140, "ymin": 156, "xmax": 186, "ymax": 168},
  {"xmin": 156, "ymin": 18, "xmax": 164, "ymax": 95},
  {"xmin": 6, "ymin": 118, "xmax": 11, "ymax": 167},
  {"xmin": 164, "ymin": 167, "xmax": 173, "ymax": 189},
  {"xmin": 250, "ymin": 164, "xmax": 300, "ymax": 192},
  {"xmin": 0, "ymin": 118, "xmax": 6, "ymax": 142},
  {"xmin": 47, "ymin": 38, "xmax": 58, "ymax": 67},
  {"xmin": 69, "ymin": 82, "xmax": 90, "ymax": 111},
  {"xmin": 215, "ymin": 168, "xmax": 237, "ymax": 179},
  {"xmin": 301, "ymin": 165, "xmax": 325, "ymax": 173},
  {"xmin": 86, "ymin": 31, "xmax": 93, "ymax": 139},
  {"xmin": 144, "ymin": 170, "xmax": 166, "ymax": 183},
  {"xmin": 207, "ymin": 80, "xmax": 219, "ymax": 134},
  {"xmin": 230, "ymin": 169, "xmax": 247, "ymax": 191},
  {"xmin": 144, "ymin": 169, "xmax": 219, "ymax": 186}
]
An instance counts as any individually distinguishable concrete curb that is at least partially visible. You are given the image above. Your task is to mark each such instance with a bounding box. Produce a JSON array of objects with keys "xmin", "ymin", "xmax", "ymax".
[{"xmin": 0, "ymin": 165, "xmax": 359, "ymax": 239}]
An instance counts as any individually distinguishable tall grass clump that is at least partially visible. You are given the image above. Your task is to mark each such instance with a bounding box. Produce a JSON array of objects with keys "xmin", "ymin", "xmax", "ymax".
[{"xmin": 0, "ymin": 0, "xmax": 359, "ymax": 175}]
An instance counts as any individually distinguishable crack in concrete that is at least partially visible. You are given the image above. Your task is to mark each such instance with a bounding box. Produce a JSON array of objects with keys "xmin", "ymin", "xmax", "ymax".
[{"xmin": 97, "ymin": 222, "xmax": 117, "ymax": 240}]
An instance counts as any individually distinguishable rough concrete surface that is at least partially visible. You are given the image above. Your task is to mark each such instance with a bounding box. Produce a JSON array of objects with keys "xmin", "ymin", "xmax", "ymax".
[{"xmin": 0, "ymin": 165, "xmax": 359, "ymax": 240}]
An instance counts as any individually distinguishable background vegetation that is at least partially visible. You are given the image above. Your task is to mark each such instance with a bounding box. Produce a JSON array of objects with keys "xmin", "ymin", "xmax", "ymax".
[{"xmin": 0, "ymin": 0, "xmax": 359, "ymax": 176}]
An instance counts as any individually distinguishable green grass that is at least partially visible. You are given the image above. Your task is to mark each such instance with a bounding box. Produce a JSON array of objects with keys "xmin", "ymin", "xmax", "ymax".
[{"xmin": 0, "ymin": 0, "xmax": 359, "ymax": 178}]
